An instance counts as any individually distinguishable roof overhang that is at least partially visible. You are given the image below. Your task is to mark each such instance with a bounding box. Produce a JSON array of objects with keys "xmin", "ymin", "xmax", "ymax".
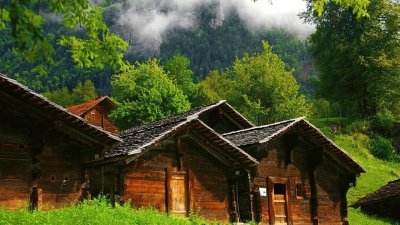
[
  {"xmin": 0, "ymin": 74, "xmax": 121, "ymax": 145},
  {"xmin": 120, "ymin": 118, "xmax": 258, "ymax": 168}
]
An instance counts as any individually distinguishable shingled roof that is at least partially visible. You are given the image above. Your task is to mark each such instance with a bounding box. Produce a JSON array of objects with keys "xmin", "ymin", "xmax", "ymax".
[
  {"xmin": 352, "ymin": 179, "xmax": 400, "ymax": 207},
  {"xmin": 0, "ymin": 74, "xmax": 121, "ymax": 144},
  {"xmin": 106, "ymin": 101, "xmax": 258, "ymax": 167},
  {"xmin": 67, "ymin": 96, "xmax": 115, "ymax": 116},
  {"xmin": 223, "ymin": 118, "xmax": 365, "ymax": 174}
]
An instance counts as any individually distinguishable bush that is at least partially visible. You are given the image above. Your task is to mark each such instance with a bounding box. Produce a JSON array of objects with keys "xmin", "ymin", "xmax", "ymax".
[
  {"xmin": 370, "ymin": 135, "xmax": 395, "ymax": 161},
  {"xmin": 371, "ymin": 111, "xmax": 396, "ymax": 137},
  {"xmin": 343, "ymin": 120, "xmax": 370, "ymax": 134}
]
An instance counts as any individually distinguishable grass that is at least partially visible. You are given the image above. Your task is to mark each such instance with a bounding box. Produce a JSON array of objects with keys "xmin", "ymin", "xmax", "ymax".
[
  {"xmin": 0, "ymin": 198, "xmax": 226, "ymax": 225},
  {"xmin": 348, "ymin": 208, "xmax": 400, "ymax": 225}
]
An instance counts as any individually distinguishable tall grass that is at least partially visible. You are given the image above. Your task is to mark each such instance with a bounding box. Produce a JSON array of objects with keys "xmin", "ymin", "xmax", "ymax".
[{"xmin": 0, "ymin": 198, "xmax": 226, "ymax": 225}]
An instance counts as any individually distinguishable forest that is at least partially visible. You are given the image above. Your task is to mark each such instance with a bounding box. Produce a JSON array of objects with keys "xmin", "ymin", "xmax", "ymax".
[{"xmin": 0, "ymin": 0, "xmax": 399, "ymax": 224}]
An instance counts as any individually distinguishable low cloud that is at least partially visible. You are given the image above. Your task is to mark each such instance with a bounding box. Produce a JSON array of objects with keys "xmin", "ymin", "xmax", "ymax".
[{"xmin": 116, "ymin": 0, "xmax": 314, "ymax": 52}]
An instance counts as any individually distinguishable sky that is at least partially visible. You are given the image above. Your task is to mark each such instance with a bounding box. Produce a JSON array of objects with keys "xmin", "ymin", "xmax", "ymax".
[{"xmin": 117, "ymin": 0, "xmax": 314, "ymax": 51}]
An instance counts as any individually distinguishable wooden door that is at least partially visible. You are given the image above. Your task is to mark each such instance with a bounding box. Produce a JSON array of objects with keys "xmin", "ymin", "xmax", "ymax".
[
  {"xmin": 273, "ymin": 184, "xmax": 288, "ymax": 224},
  {"xmin": 267, "ymin": 177, "xmax": 292, "ymax": 225},
  {"xmin": 167, "ymin": 168, "xmax": 189, "ymax": 216}
]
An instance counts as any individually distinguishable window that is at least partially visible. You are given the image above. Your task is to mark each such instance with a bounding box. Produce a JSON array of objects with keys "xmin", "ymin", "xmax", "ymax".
[
  {"xmin": 274, "ymin": 183, "xmax": 286, "ymax": 195},
  {"xmin": 296, "ymin": 183, "xmax": 305, "ymax": 198}
]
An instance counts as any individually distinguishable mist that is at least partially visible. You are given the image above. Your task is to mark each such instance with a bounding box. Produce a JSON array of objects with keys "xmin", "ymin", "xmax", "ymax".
[{"xmin": 115, "ymin": 0, "xmax": 314, "ymax": 52}]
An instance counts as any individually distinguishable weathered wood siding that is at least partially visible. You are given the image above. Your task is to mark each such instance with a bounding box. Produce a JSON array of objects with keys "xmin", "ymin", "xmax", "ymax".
[
  {"xmin": 0, "ymin": 143, "xmax": 31, "ymax": 209},
  {"xmin": 0, "ymin": 112, "xmax": 87, "ymax": 209},
  {"xmin": 248, "ymin": 134, "xmax": 350, "ymax": 225},
  {"xmin": 120, "ymin": 137, "xmax": 230, "ymax": 221},
  {"xmin": 83, "ymin": 105, "xmax": 118, "ymax": 134}
]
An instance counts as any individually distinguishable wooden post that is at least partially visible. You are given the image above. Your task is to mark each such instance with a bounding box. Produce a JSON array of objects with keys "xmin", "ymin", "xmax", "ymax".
[
  {"xmin": 248, "ymin": 171, "xmax": 255, "ymax": 221},
  {"xmin": 340, "ymin": 182, "xmax": 350, "ymax": 225},
  {"xmin": 230, "ymin": 184, "xmax": 239, "ymax": 223},
  {"xmin": 309, "ymin": 169, "xmax": 319, "ymax": 225}
]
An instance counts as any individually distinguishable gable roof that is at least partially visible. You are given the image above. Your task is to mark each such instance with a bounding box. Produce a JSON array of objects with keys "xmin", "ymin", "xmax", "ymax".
[
  {"xmin": 223, "ymin": 117, "xmax": 365, "ymax": 174},
  {"xmin": 106, "ymin": 101, "xmax": 258, "ymax": 167},
  {"xmin": 0, "ymin": 74, "xmax": 121, "ymax": 145},
  {"xmin": 352, "ymin": 179, "xmax": 400, "ymax": 207},
  {"xmin": 67, "ymin": 96, "xmax": 115, "ymax": 116}
]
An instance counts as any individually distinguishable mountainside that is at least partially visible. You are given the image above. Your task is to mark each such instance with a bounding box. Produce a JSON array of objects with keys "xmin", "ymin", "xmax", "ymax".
[{"xmin": 0, "ymin": 2, "xmax": 315, "ymax": 96}]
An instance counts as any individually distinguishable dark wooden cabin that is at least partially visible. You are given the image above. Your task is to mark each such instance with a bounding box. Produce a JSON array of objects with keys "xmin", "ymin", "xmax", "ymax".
[
  {"xmin": 0, "ymin": 75, "xmax": 121, "ymax": 210},
  {"xmin": 352, "ymin": 179, "xmax": 400, "ymax": 221},
  {"xmin": 67, "ymin": 96, "xmax": 119, "ymax": 134},
  {"xmin": 88, "ymin": 101, "xmax": 258, "ymax": 222},
  {"xmin": 223, "ymin": 118, "xmax": 365, "ymax": 225}
]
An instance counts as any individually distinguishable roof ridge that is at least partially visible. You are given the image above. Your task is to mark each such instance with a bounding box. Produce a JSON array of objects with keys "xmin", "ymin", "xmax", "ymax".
[
  {"xmin": 223, "ymin": 117, "xmax": 304, "ymax": 136},
  {"xmin": 121, "ymin": 100, "xmax": 225, "ymax": 135},
  {"xmin": 194, "ymin": 119, "xmax": 258, "ymax": 165},
  {"xmin": 258, "ymin": 118, "xmax": 304, "ymax": 144},
  {"xmin": 222, "ymin": 101, "xmax": 255, "ymax": 127}
]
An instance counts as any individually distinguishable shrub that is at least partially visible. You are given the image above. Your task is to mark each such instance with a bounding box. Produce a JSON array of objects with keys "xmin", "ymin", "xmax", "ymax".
[
  {"xmin": 371, "ymin": 111, "xmax": 396, "ymax": 137},
  {"xmin": 343, "ymin": 120, "xmax": 370, "ymax": 134},
  {"xmin": 370, "ymin": 135, "xmax": 395, "ymax": 160}
]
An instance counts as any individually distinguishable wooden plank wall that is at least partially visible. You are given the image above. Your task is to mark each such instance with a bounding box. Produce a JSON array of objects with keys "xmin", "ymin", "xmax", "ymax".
[
  {"xmin": 251, "ymin": 143, "xmax": 313, "ymax": 225},
  {"xmin": 314, "ymin": 160, "xmax": 346, "ymax": 225},
  {"xmin": 120, "ymin": 138, "xmax": 231, "ymax": 222},
  {"xmin": 83, "ymin": 105, "xmax": 118, "ymax": 134},
  {"xmin": 249, "ymin": 137, "xmax": 349, "ymax": 225},
  {"xmin": 185, "ymin": 141, "xmax": 230, "ymax": 221},
  {"xmin": 0, "ymin": 116, "xmax": 85, "ymax": 209},
  {"xmin": 36, "ymin": 142, "xmax": 82, "ymax": 209},
  {"xmin": 123, "ymin": 145, "xmax": 177, "ymax": 211},
  {"xmin": 0, "ymin": 143, "xmax": 31, "ymax": 209}
]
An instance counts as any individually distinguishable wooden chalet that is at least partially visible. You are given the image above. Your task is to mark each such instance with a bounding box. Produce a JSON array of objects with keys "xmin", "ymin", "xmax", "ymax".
[
  {"xmin": 0, "ymin": 74, "xmax": 121, "ymax": 209},
  {"xmin": 67, "ymin": 96, "xmax": 119, "ymax": 134},
  {"xmin": 0, "ymin": 73, "xmax": 366, "ymax": 224},
  {"xmin": 223, "ymin": 118, "xmax": 365, "ymax": 225},
  {"xmin": 352, "ymin": 179, "xmax": 400, "ymax": 220},
  {"xmin": 88, "ymin": 101, "xmax": 259, "ymax": 222}
]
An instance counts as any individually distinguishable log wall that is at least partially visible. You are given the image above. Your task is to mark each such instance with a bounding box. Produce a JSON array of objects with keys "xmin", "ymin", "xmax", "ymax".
[
  {"xmin": 0, "ymin": 113, "xmax": 87, "ymax": 209},
  {"xmin": 83, "ymin": 105, "xmax": 118, "ymax": 134},
  {"xmin": 120, "ymin": 137, "xmax": 231, "ymax": 221},
  {"xmin": 248, "ymin": 135, "xmax": 350, "ymax": 225}
]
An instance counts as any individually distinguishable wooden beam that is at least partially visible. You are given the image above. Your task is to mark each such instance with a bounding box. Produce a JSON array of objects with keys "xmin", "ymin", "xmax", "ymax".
[
  {"xmin": 188, "ymin": 133, "xmax": 232, "ymax": 167},
  {"xmin": 221, "ymin": 110, "xmax": 246, "ymax": 129}
]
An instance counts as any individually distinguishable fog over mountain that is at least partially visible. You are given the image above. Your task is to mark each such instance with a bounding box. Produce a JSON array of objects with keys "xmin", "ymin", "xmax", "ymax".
[{"xmin": 115, "ymin": 0, "xmax": 314, "ymax": 51}]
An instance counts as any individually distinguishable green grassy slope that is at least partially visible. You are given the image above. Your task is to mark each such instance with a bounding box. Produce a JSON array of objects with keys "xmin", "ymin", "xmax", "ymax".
[{"xmin": 333, "ymin": 134, "xmax": 400, "ymax": 225}]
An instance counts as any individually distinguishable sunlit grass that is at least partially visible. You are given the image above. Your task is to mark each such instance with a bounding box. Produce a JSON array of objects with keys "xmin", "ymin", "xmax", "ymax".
[{"xmin": 0, "ymin": 198, "xmax": 226, "ymax": 225}]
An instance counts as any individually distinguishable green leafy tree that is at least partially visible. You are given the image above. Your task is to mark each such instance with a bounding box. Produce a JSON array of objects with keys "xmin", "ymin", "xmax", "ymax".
[
  {"xmin": 199, "ymin": 41, "xmax": 310, "ymax": 125},
  {"xmin": 71, "ymin": 80, "xmax": 98, "ymax": 104},
  {"xmin": 44, "ymin": 87, "xmax": 73, "ymax": 107},
  {"xmin": 163, "ymin": 54, "xmax": 199, "ymax": 105},
  {"xmin": 304, "ymin": 0, "xmax": 400, "ymax": 117},
  {"xmin": 44, "ymin": 80, "xmax": 98, "ymax": 107},
  {"xmin": 0, "ymin": 1, "xmax": 127, "ymax": 69},
  {"xmin": 110, "ymin": 59, "xmax": 191, "ymax": 129}
]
